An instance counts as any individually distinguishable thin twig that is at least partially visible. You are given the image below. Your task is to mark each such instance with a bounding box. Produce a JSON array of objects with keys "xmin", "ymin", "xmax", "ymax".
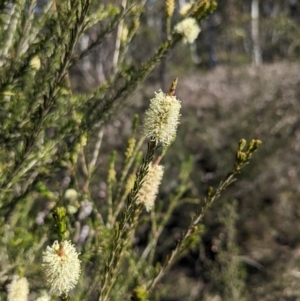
[{"xmin": 147, "ymin": 138, "xmax": 262, "ymax": 291}]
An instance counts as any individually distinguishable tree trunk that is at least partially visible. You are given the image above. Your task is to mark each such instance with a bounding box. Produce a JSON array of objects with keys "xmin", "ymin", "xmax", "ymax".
[{"xmin": 251, "ymin": 0, "xmax": 262, "ymax": 66}]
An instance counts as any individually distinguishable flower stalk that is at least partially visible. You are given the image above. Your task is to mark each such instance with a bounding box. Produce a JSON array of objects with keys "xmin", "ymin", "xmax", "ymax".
[{"xmin": 147, "ymin": 139, "xmax": 262, "ymax": 292}]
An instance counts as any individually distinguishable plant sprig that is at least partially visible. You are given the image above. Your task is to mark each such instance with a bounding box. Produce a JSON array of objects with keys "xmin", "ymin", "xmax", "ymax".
[{"xmin": 147, "ymin": 139, "xmax": 262, "ymax": 292}]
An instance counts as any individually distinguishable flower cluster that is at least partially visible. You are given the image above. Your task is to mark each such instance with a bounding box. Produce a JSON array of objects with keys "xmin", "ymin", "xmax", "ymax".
[
  {"xmin": 175, "ymin": 17, "xmax": 201, "ymax": 44},
  {"xmin": 7, "ymin": 276, "xmax": 29, "ymax": 301},
  {"xmin": 42, "ymin": 240, "xmax": 81, "ymax": 296},
  {"xmin": 142, "ymin": 90, "xmax": 181, "ymax": 146},
  {"xmin": 137, "ymin": 163, "xmax": 164, "ymax": 211}
]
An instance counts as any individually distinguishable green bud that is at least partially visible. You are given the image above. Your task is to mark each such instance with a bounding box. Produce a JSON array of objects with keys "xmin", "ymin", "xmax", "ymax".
[
  {"xmin": 125, "ymin": 138, "xmax": 136, "ymax": 162},
  {"xmin": 238, "ymin": 139, "xmax": 247, "ymax": 151},
  {"xmin": 131, "ymin": 286, "xmax": 148, "ymax": 301},
  {"xmin": 165, "ymin": 0, "xmax": 175, "ymax": 18},
  {"xmin": 236, "ymin": 150, "xmax": 247, "ymax": 163},
  {"xmin": 132, "ymin": 114, "xmax": 139, "ymax": 135},
  {"xmin": 193, "ymin": 0, "xmax": 217, "ymax": 20},
  {"xmin": 36, "ymin": 182, "xmax": 47, "ymax": 193},
  {"xmin": 247, "ymin": 139, "xmax": 262, "ymax": 154},
  {"xmin": 108, "ymin": 151, "xmax": 117, "ymax": 184},
  {"xmin": 53, "ymin": 207, "xmax": 67, "ymax": 240},
  {"xmin": 207, "ymin": 186, "xmax": 213, "ymax": 197},
  {"xmin": 191, "ymin": 225, "xmax": 198, "ymax": 233}
]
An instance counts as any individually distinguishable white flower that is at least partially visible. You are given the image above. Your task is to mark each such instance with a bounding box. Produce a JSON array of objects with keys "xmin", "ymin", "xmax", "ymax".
[
  {"xmin": 64, "ymin": 189, "xmax": 79, "ymax": 214},
  {"xmin": 42, "ymin": 240, "xmax": 81, "ymax": 296},
  {"xmin": 8, "ymin": 276, "xmax": 29, "ymax": 301},
  {"xmin": 142, "ymin": 90, "xmax": 181, "ymax": 146},
  {"xmin": 64, "ymin": 188, "xmax": 78, "ymax": 202},
  {"xmin": 67, "ymin": 205, "xmax": 78, "ymax": 214},
  {"xmin": 175, "ymin": 17, "xmax": 201, "ymax": 44},
  {"xmin": 180, "ymin": 2, "xmax": 194, "ymax": 16},
  {"xmin": 137, "ymin": 164, "xmax": 164, "ymax": 211}
]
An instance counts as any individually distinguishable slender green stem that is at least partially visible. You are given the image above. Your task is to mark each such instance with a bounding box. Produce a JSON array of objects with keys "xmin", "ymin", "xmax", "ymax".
[
  {"xmin": 112, "ymin": 136, "xmax": 145, "ymax": 224},
  {"xmin": 98, "ymin": 140, "xmax": 157, "ymax": 301},
  {"xmin": 147, "ymin": 139, "xmax": 261, "ymax": 292}
]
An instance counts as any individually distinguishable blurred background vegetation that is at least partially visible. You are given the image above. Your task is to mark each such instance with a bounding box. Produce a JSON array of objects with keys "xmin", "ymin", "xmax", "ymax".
[{"xmin": 1, "ymin": 0, "xmax": 300, "ymax": 300}]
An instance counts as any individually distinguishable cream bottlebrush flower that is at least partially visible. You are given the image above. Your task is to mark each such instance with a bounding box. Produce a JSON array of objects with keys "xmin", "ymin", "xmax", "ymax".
[
  {"xmin": 137, "ymin": 164, "xmax": 164, "ymax": 211},
  {"xmin": 175, "ymin": 17, "xmax": 201, "ymax": 44},
  {"xmin": 8, "ymin": 276, "xmax": 29, "ymax": 301},
  {"xmin": 142, "ymin": 90, "xmax": 181, "ymax": 146},
  {"xmin": 180, "ymin": 2, "xmax": 194, "ymax": 16},
  {"xmin": 42, "ymin": 240, "xmax": 81, "ymax": 296},
  {"xmin": 64, "ymin": 188, "xmax": 78, "ymax": 202}
]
